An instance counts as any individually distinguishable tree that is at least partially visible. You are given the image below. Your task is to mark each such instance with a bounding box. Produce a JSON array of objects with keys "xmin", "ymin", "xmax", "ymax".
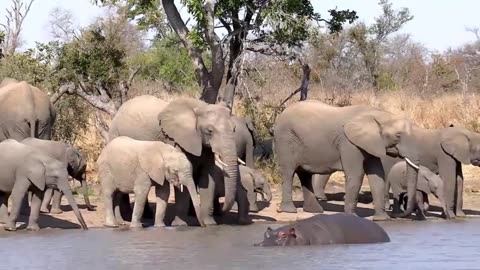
[
  {"xmin": 95, "ymin": 0, "xmax": 357, "ymax": 105},
  {"xmin": 349, "ymin": 0, "xmax": 413, "ymax": 90},
  {"xmin": 0, "ymin": 0, "xmax": 35, "ymax": 55}
]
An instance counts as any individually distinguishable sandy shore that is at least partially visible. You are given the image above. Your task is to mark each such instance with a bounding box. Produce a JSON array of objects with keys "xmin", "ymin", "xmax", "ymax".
[{"xmin": 2, "ymin": 165, "xmax": 480, "ymax": 230}]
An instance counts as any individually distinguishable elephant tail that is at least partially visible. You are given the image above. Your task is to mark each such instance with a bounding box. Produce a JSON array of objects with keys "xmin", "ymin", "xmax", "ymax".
[{"xmin": 29, "ymin": 118, "xmax": 38, "ymax": 138}]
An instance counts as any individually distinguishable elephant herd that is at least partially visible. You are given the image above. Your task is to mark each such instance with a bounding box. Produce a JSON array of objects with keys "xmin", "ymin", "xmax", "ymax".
[{"xmin": 0, "ymin": 77, "xmax": 477, "ymax": 232}]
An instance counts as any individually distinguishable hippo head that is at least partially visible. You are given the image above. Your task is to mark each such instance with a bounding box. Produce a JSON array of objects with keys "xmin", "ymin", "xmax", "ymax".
[{"xmin": 254, "ymin": 227, "xmax": 298, "ymax": 247}]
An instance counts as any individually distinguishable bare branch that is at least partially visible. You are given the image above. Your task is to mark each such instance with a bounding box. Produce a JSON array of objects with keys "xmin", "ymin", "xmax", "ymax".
[{"xmin": 49, "ymin": 83, "xmax": 75, "ymax": 104}]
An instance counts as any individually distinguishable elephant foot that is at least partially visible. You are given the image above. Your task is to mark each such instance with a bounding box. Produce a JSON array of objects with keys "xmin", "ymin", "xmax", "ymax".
[
  {"xmin": 104, "ymin": 218, "xmax": 119, "ymax": 228},
  {"xmin": 202, "ymin": 216, "xmax": 218, "ymax": 226},
  {"xmin": 50, "ymin": 208, "xmax": 63, "ymax": 215},
  {"xmin": 129, "ymin": 222, "xmax": 143, "ymax": 229},
  {"xmin": 303, "ymin": 201, "xmax": 324, "ymax": 213},
  {"xmin": 372, "ymin": 212, "xmax": 391, "ymax": 221},
  {"xmin": 27, "ymin": 224, "xmax": 40, "ymax": 231},
  {"xmin": 40, "ymin": 207, "xmax": 50, "ymax": 213},
  {"xmin": 154, "ymin": 222, "xmax": 166, "ymax": 228},
  {"xmin": 455, "ymin": 209, "xmax": 466, "ymax": 218},
  {"xmin": 277, "ymin": 202, "xmax": 297, "ymax": 213},
  {"xmin": 442, "ymin": 210, "xmax": 456, "ymax": 220},
  {"xmin": 249, "ymin": 204, "xmax": 259, "ymax": 213},
  {"xmin": 4, "ymin": 222, "xmax": 16, "ymax": 231},
  {"xmin": 171, "ymin": 217, "xmax": 189, "ymax": 227}
]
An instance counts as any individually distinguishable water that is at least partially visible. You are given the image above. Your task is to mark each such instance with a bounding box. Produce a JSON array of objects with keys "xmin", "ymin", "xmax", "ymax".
[{"xmin": 1, "ymin": 218, "xmax": 480, "ymax": 270}]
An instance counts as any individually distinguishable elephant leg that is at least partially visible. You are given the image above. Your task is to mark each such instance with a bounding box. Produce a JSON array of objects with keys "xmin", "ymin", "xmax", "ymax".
[
  {"xmin": 455, "ymin": 166, "xmax": 466, "ymax": 217},
  {"xmin": 27, "ymin": 189, "xmax": 44, "ymax": 231},
  {"xmin": 415, "ymin": 191, "xmax": 426, "ymax": 221},
  {"xmin": 278, "ymin": 165, "xmax": 297, "ymax": 213},
  {"xmin": 247, "ymin": 190, "xmax": 259, "ymax": 212},
  {"xmin": 236, "ymin": 186, "xmax": 252, "ymax": 225},
  {"xmin": 130, "ymin": 184, "xmax": 150, "ymax": 228},
  {"xmin": 118, "ymin": 193, "xmax": 133, "ymax": 222},
  {"xmin": 340, "ymin": 147, "xmax": 365, "ymax": 217},
  {"xmin": 19, "ymin": 192, "xmax": 30, "ymax": 215},
  {"xmin": 438, "ymin": 157, "xmax": 456, "ymax": 219},
  {"xmin": 5, "ymin": 181, "xmax": 30, "ymax": 231},
  {"xmin": 171, "ymin": 187, "xmax": 190, "ymax": 227},
  {"xmin": 113, "ymin": 192, "xmax": 126, "ymax": 225},
  {"xmin": 104, "ymin": 189, "xmax": 119, "ymax": 228},
  {"xmin": 40, "ymin": 188, "xmax": 53, "ymax": 213},
  {"xmin": 154, "ymin": 184, "xmax": 169, "ymax": 228},
  {"xmin": 198, "ymin": 171, "xmax": 218, "ymax": 226},
  {"xmin": 384, "ymin": 179, "xmax": 392, "ymax": 210},
  {"xmin": 0, "ymin": 192, "xmax": 8, "ymax": 224},
  {"xmin": 364, "ymin": 157, "xmax": 390, "ymax": 221},
  {"xmin": 312, "ymin": 174, "xmax": 330, "ymax": 201},
  {"xmin": 50, "ymin": 189, "xmax": 63, "ymax": 214},
  {"xmin": 298, "ymin": 170, "xmax": 324, "ymax": 213}
]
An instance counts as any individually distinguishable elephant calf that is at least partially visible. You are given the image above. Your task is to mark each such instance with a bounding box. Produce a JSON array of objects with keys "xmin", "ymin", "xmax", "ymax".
[
  {"xmin": 20, "ymin": 138, "xmax": 94, "ymax": 214},
  {"xmin": 254, "ymin": 213, "xmax": 390, "ymax": 246},
  {"xmin": 238, "ymin": 165, "xmax": 272, "ymax": 212},
  {"xmin": 97, "ymin": 136, "xmax": 205, "ymax": 228},
  {"xmin": 388, "ymin": 161, "xmax": 447, "ymax": 220}
]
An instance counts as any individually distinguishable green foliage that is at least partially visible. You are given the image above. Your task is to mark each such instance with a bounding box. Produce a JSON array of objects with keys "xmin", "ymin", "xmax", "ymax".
[{"xmin": 134, "ymin": 34, "xmax": 197, "ymax": 88}]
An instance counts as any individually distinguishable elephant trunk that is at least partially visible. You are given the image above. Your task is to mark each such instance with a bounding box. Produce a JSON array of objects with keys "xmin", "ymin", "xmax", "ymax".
[
  {"xmin": 182, "ymin": 172, "xmax": 205, "ymax": 227},
  {"xmin": 80, "ymin": 179, "xmax": 94, "ymax": 210},
  {"xmin": 58, "ymin": 180, "xmax": 88, "ymax": 230},
  {"xmin": 217, "ymin": 134, "xmax": 239, "ymax": 213},
  {"xmin": 263, "ymin": 182, "xmax": 272, "ymax": 202}
]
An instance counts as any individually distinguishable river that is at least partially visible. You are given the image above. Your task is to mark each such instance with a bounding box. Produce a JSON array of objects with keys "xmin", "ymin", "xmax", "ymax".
[{"xmin": 1, "ymin": 218, "xmax": 479, "ymax": 270}]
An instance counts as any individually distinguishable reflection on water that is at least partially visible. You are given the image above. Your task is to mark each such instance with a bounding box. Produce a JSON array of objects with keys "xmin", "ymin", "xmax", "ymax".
[{"xmin": 1, "ymin": 218, "xmax": 480, "ymax": 270}]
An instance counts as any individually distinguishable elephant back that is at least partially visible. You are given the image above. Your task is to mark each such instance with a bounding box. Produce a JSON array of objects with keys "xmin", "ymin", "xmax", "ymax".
[
  {"xmin": 0, "ymin": 80, "xmax": 56, "ymax": 141},
  {"xmin": 108, "ymin": 95, "xmax": 168, "ymax": 142}
]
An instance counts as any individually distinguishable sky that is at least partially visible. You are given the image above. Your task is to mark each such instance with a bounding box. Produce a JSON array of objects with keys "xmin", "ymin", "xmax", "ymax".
[{"xmin": 0, "ymin": 0, "xmax": 479, "ymax": 53}]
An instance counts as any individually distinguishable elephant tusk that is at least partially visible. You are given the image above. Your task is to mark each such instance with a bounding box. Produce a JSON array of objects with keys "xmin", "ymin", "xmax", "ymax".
[
  {"xmin": 404, "ymin": 157, "xmax": 420, "ymax": 170},
  {"xmin": 237, "ymin": 158, "xmax": 246, "ymax": 166},
  {"xmin": 180, "ymin": 184, "xmax": 184, "ymax": 192},
  {"xmin": 215, "ymin": 154, "xmax": 228, "ymax": 167}
]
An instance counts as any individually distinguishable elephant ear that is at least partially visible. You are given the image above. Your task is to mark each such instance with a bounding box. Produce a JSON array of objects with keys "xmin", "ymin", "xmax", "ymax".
[
  {"xmin": 417, "ymin": 167, "xmax": 433, "ymax": 195},
  {"xmin": 66, "ymin": 146, "xmax": 81, "ymax": 170},
  {"xmin": 158, "ymin": 99, "xmax": 203, "ymax": 156},
  {"xmin": 344, "ymin": 114, "xmax": 386, "ymax": 158},
  {"xmin": 25, "ymin": 159, "xmax": 46, "ymax": 191},
  {"xmin": 440, "ymin": 131, "xmax": 471, "ymax": 164},
  {"xmin": 139, "ymin": 151, "xmax": 166, "ymax": 186}
]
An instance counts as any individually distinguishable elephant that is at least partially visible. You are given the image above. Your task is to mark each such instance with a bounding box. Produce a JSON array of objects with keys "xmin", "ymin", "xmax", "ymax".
[
  {"xmin": 97, "ymin": 136, "xmax": 205, "ymax": 228},
  {"xmin": 387, "ymin": 161, "xmax": 447, "ymax": 220},
  {"xmin": 238, "ymin": 165, "xmax": 272, "ymax": 212},
  {"xmin": 253, "ymin": 213, "xmax": 390, "ymax": 247},
  {"xmin": 0, "ymin": 139, "xmax": 87, "ymax": 231},
  {"xmin": 0, "ymin": 78, "xmax": 56, "ymax": 141},
  {"xmin": 107, "ymin": 95, "xmax": 241, "ymax": 226},
  {"xmin": 20, "ymin": 138, "xmax": 94, "ymax": 214},
  {"xmin": 233, "ymin": 116, "xmax": 257, "ymax": 168},
  {"xmin": 273, "ymin": 100, "xmax": 420, "ymax": 221}
]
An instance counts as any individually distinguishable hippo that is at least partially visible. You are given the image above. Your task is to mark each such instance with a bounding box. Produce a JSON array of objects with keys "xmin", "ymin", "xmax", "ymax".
[{"xmin": 254, "ymin": 213, "xmax": 390, "ymax": 246}]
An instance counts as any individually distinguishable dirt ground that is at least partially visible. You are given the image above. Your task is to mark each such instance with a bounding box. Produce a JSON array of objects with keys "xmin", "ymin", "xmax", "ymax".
[{"xmin": 3, "ymin": 165, "xmax": 480, "ymax": 230}]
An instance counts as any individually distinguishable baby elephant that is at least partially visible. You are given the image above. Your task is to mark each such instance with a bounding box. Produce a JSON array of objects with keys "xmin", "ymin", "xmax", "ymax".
[
  {"xmin": 97, "ymin": 136, "xmax": 205, "ymax": 228},
  {"xmin": 0, "ymin": 139, "xmax": 87, "ymax": 231},
  {"xmin": 239, "ymin": 165, "xmax": 272, "ymax": 212},
  {"xmin": 21, "ymin": 138, "xmax": 94, "ymax": 214},
  {"xmin": 254, "ymin": 213, "xmax": 390, "ymax": 246},
  {"xmin": 388, "ymin": 161, "xmax": 447, "ymax": 220}
]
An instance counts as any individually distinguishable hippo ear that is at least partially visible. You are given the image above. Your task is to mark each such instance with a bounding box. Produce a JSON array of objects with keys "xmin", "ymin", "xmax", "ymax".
[{"xmin": 288, "ymin": 227, "xmax": 297, "ymax": 238}]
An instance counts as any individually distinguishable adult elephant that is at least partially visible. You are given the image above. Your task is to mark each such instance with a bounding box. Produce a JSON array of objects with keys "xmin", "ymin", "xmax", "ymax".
[
  {"xmin": 108, "ymin": 95, "xmax": 240, "ymax": 226},
  {"xmin": 273, "ymin": 100, "xmax": 420, "ymax": 221},
  {"xmin": 0, "ymin": 78, "xmax": 56, "ymax": 141},
  {"xmin": 233, "ymin": 115, "xmax": 256, "ymax": 168},
  {"xmin": 314, "ymin": 125, "xmax": 480, "ymax": 219}
]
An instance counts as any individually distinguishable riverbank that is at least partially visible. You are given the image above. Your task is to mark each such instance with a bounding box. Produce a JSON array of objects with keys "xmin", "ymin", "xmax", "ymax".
[{"xmin": 2, "ymin": 164, "xmax": 480, "ymax": 230}]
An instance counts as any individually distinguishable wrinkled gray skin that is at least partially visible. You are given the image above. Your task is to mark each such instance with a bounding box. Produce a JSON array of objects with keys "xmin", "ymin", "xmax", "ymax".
[
  {"xmin": 19, "ymin": 138, "xmax": 94, "ymax": 214},
  {"xmin": 388, "ymin": 161, "xmax": 447, "ymax": 220},
  {"xmin": 254, "ymin": 213, "xmax": 390, "ymax": 246},
  {"xmin": 233, "ymin": 116, "xmax": 256, "ymax": 168},
  {"xmin": 98, "ymin": 136, "xmax": 204, "ymax": 228},
  {"xmin": 108, "ymin": 96, "xmax": 240, "ymax": 226},
  {"xmin": 0, "ymin": 78, "xmax": 56, "ymax": 141},
  {"xmin": 0, "ymin": 140, "xmax": 87, "ymax": 231},
  {"xmin": 239, "ymin": 165, "xmax": 272, "ymax": 212},
  {"xmin": 315, "ymin": 125, "xmax": 480, "ymax": 220},
  {"xmin": 273, "ymin": 100, "xmax": 420, "ymax": 221}
]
